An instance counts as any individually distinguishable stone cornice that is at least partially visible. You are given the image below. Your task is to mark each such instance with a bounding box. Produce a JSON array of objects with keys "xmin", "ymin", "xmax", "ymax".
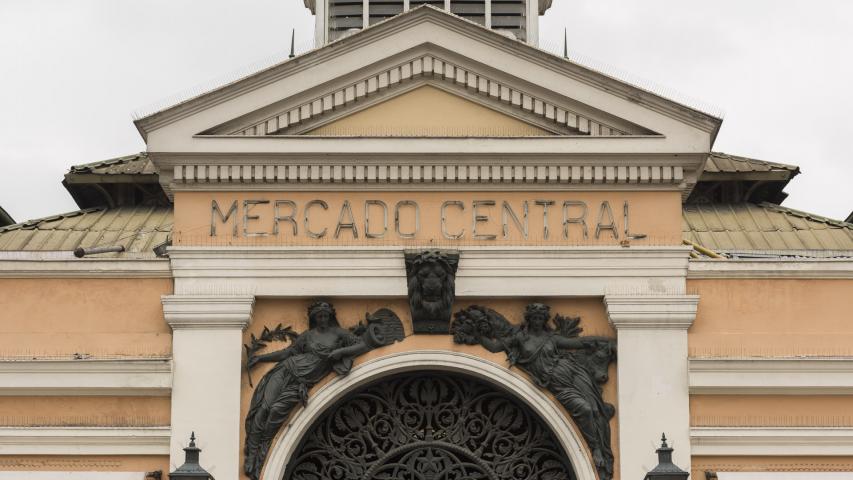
[
  {"xmin": 688, "ymin": 258, "xmax": 853, "ymax": 279},
  {"xmin": 161, "ymin": 295, "xmax": 255, "ymax": 330},
  {"xmin": 604, "ymin": 294, "xmax": 699, "ymax": 329},
  {"xmin": 0, "ymin": 426, "xmax": 171, "ymax": 456},
  {"xmin": 169, "ymin": 246, "xmax": 691, "ymax": 297},
  {"xmin": 170, "ymin": 161, "xmax": 687, "ymax": 190},
  {"xmin": 0, "ymin": 358, "xmax": 172, "ymax": 396},
  {"xmin": 0, "ymin": 252, "xmax": 171, "ymax": 278},
  {"xmin": 690, "ymin": 426, "xmax": 853, "ymax": 456},
  {"xmin": 688, "ymin": 357, "xmax": 853, "ymax": 395}
]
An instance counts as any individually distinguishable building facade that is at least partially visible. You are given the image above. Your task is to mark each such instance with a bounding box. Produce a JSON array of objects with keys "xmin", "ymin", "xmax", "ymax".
[{"xmin": 1, "ymin": 3, "xmax": 852, "ymax": 480}]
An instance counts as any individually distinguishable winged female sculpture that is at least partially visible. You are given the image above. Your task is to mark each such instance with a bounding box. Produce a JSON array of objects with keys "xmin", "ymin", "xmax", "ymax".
[
  {"xmin": 451, "ymin": 303, "xmax": 617, "ymax": 480},
  {"xmin": 243, "ymin": 301, "xmax": 403, "ymax": 480}
]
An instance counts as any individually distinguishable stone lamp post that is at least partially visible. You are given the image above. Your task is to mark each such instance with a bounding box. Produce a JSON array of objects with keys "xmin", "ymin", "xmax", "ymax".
[
  {"xmin": 170, "ymin": 432, "xmax": 215, "ymax": 480},
  {"xmin": 644, "ymin": 433, "xmax": 690, "ymax": 480}
]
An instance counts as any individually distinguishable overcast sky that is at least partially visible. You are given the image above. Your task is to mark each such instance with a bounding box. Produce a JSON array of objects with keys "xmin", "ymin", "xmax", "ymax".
[{"xmin": 1, "ymin": 0, "xmax": 851, "ymax": 222}]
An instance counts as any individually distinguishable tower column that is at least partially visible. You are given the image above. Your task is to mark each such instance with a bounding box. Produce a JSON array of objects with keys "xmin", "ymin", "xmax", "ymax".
[
  {"xmin": 163, "ymin": 295, "xmax": 255, "ymax": 480},
  {"xmin": 604, "ymin": 294, "xmax": 698, "ymax": 480}
]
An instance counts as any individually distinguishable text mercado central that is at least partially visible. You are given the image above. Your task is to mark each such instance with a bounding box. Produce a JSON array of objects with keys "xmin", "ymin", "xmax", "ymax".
[{"xmin": 209, "ymin": 197, "xmax": 648, "ymax": 241}]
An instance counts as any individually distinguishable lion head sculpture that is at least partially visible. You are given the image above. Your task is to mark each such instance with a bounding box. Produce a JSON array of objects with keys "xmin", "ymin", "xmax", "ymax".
[{"xmin": 405, "ymin": 250, "xmax": 459, "ymax": 334}]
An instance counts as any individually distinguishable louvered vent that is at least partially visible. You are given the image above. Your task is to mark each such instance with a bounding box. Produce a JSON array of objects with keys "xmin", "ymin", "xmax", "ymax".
[
  {"xmin": 369, "ymin": 0, "xmax": 405, "ymax": 25},
  {"xmin": 491, "ymin": 0, "xmax": 526, "ymax": 41},
  {"xmin": 450, "ymin": 0, "xmax": 486, "ymax": 26},
  {"xmin": 324, "ymin": 0, "xmax": 531, "ymax": 44},
  {"xmin": 409, "ymin": 0, "xmax": 446, "ymax": 9},
  {"xmin": 329, "ymin": 0, "xmax": 363, "ymax": 41}
]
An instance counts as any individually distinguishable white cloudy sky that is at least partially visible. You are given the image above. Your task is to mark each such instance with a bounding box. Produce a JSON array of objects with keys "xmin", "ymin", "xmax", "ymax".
[{"xmin": 1, "ymin": 0, "xmax": 851, "ymax": 222}]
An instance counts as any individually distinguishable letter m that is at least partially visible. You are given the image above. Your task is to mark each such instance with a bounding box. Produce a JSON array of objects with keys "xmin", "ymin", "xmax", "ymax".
[{"xmin": 211, "ymin": 200, "xmax": 238, "ymax": 236}]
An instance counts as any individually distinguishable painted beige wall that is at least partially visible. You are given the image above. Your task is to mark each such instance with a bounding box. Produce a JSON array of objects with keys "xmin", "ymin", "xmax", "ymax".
[
  {"xmin": 0, "ymin": 455, "xmax": 169, "ymax": 472},
  {"xmin": 239, "ymin": 297, "xmax": 617, "ymax": 480},
  {"xmin": 175, "ymin": 190, "xmax": 682, "ymax": 247},
  {"xmin": 690, "ymin": 395, "xmax": 853, "ymax": 427},
  {"xmin": 0, "ymin": 397, "xmax": 170, "ymax": 427},
  {"xmin": 691, "ymin": 456, "xmax": 853, "ymax": 478},
  {"xmin": 687, "ymin": 279, "xmax": 853, "ymax": 357},
  {"xmin": 0, "ymin": 279, "xmax": 172, "ymax": 358},
  {"xmin": 306, "ymin": 86, "xmax": 552, "ymax": 137}
]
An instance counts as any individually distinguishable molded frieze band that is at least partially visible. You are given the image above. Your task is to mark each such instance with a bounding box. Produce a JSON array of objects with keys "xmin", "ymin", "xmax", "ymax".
[
  {"xmin": 604, "ymin": 294, "xmax": 699, "ymax": 329},
  {"xmin": 172, "ymin": 162, "xmax": 684, "ymax": 187},
  {"xmin": 0, "ymin": 426, "xmax": 171, "ymax": 456},
  {"xmin": 161, "ymin": 295, "xmax": 255, "ymax": 330},
  {"xmin": 690, "ymin": 427, "xmax": 853, "ymax": 456},
  {"xmin": 689, "ymin": 358, "xmax": 853, "ymax": 395},
  {"xmin": 0, "ymin": 358, "xmax": 172, "ymax": 396},
  {"xmin": 168, "ymin": 246, "xmax": 693, "ymax": 297}
]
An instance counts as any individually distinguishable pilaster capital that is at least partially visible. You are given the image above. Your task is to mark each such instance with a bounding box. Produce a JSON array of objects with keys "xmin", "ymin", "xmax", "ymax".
[
  {"xmin": 604, "ymin": 294, "xmax": 699, "ymax": 330},
  {"xmin": 162, "ymin": 295, "xmax": 255, "ymax": 330}
]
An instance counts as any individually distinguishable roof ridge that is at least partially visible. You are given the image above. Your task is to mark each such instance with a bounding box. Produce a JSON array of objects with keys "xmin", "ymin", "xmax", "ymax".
[
  {"xmin": 758, "ymin": 202, "xmax": 853, "ymax": 229},
  {"xmin": 68, "ymin": 152, "xmax": 148, "ymax": 173}
]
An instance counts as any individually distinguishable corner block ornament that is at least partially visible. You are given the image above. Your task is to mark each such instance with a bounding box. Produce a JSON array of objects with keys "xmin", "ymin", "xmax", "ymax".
[
  {"xmin": 451, "ymin": 303, "xmax": 617, "ymax": 480},
  {"xmin": 405, "ymin": 250, "xmax": 459, "ymax": 334},
  {"xmin": 243, "ymin": 301, "xmax": 404, "ymax": 480}
]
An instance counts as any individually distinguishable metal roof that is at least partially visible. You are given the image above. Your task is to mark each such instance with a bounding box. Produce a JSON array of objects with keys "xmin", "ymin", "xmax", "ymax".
[
  {"xmin": 683, "ymin": 202, "xmax": 853, "ymax": 255},
  {"xmin": 68, "ymin": 152, "xmax": 156, "ymax": 176},
  {"xmin": 0, "ymin": 206, "xmax": 172, "ymax": 258},
  {"xmin": 705, "ymin": 152, "xmax": 799, "ymax": 175}
]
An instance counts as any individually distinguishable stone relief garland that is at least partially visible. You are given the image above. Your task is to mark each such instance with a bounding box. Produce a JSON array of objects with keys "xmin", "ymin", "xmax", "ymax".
[
  {"xmin": 285, "ymin": 372, "xmax": 577, "ymax": 480},
  {"xmin": 451, "ymin": 303, "xmax": 617, "ymax": 480}
]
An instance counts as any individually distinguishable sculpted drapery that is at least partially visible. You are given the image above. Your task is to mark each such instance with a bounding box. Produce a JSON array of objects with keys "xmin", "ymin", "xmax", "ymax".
[
  {"xmin": 451, "ymin": 303, "xmax": 617, "ymax": 480},
  {"xmin": 243, "ymin": 302, "xmax": 403, "ymax": 480}
]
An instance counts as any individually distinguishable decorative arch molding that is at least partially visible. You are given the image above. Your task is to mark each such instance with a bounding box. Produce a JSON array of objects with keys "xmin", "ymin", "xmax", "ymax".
[{"xmin": 261, "ymin": 350, "xmax": 598, "ymax": 480}]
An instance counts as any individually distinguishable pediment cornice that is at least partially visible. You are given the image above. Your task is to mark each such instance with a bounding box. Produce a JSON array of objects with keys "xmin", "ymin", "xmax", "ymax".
[
  {"xmin": 208, "ymin": 53, "xmax": 652, "ymax": 138},
  {"xmin": 134, "ymin": 7, "xmax": 721, "ymax": 141},
  {"xmin": 151, "ymin": 151, "xmax": 705, "ymax": 198}
]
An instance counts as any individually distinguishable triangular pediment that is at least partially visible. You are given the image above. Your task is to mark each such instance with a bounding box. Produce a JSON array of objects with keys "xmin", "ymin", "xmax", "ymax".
[
  {"xmin": 136, "ymin": 6, "xmax": 721, "ymax": 151},
  {"xmin": 202, "ymin": 53, "xmax": 656, "ymax": 138},
  {"xmin": 305, "ymin": 86, "xmax": 553, "ymax": 137}
]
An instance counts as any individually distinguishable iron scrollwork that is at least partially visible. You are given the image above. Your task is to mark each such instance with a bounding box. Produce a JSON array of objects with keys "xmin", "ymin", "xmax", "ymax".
[
  {"xmin": 285, "ymin": 372, "xmax": 577, "ymax": 480},
  {"xmin": 243, "ymin": 301, "xmax": 404, "ymax": 480},
  {"xmin": 405, "ymin": 250, "xmax": 459, "ymax": 334},
  {"xmin": 451, "ymin": 303, "xmax": 617, "ymax": 480}
]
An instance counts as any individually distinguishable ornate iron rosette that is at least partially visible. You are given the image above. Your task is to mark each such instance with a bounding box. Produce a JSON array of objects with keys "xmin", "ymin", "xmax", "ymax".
[{"xmin": 285, "ymin": 372, "xmax": 576, "ymax": 480}]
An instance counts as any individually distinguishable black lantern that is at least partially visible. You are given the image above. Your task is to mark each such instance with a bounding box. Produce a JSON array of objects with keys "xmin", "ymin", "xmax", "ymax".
[
  {"xmin": 644, "ymin": 433, "xmax": 690, "ymax": 480},
  {"xmin": 169, "ymin": 432, "xmax": 215, "ymax": 480}
]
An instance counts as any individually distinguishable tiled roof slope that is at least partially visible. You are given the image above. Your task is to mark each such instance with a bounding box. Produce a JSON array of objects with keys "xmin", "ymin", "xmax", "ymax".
[
  {"xmin": 68, "ymin": 152, "xmax": 155, "ymax": 175},
  {"xmin": 0, "ymin": 206, "xmax": 172, "ymax": 258},
  {"xmin": 705, "ymin": 152, "xmax": 799, "ymax": 175},
  {"xmin": 683, "ymin": 203, "xmax": 853, "ymax": 254}
]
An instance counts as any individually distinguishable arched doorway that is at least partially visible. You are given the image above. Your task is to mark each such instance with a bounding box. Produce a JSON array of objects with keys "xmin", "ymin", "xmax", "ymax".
[
  {"xmin": 284, "ymin": 371, "xmax": 577, "ymax": 480},
  {"xmin": 261, "ymin": 351, "xmax": 596, "ymax": 480}
]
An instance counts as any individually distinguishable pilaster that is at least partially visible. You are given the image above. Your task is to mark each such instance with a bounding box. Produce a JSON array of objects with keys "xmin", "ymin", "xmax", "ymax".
[
  {"xmin": 163, "ymin": 295, "xmax": 255, "ymax": 480},
  {"xmin": 604, "ymin": 294, "xmax": 698, "ymax": 480}
]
